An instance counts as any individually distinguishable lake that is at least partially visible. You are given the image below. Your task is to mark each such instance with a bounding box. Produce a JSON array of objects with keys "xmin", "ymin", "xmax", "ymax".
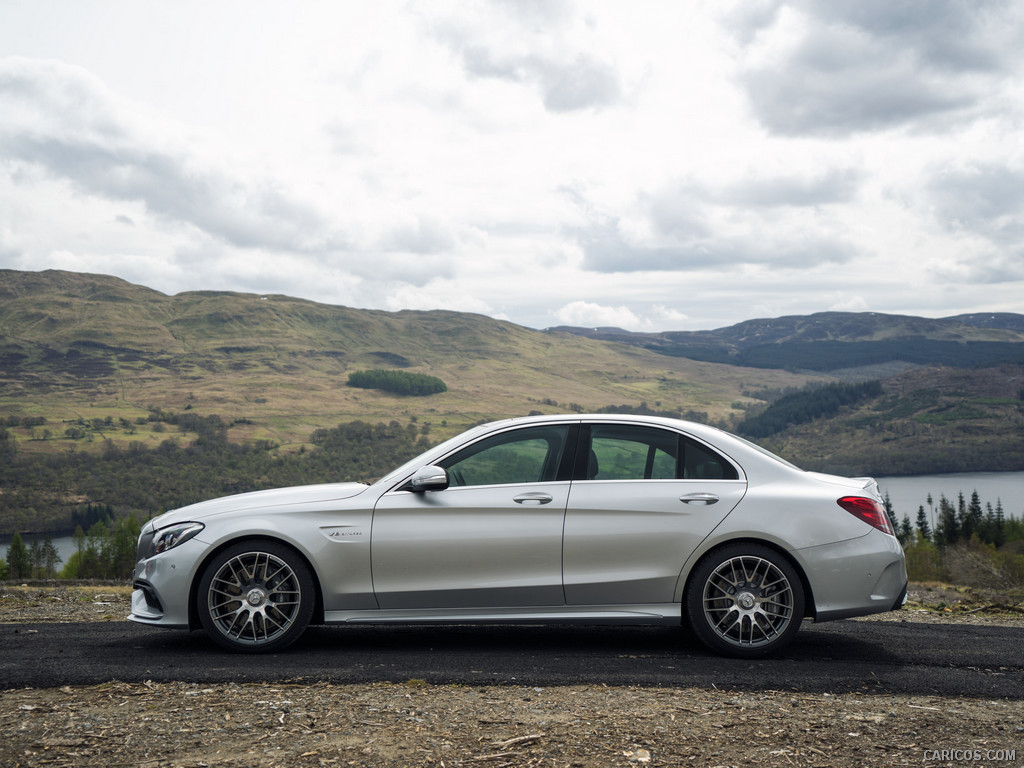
[
  {"xmin": 2, "ymin": 471, "xmax": 1023, "ymax": 568},
  {"xmin": 876, "ymin": 471, "xmax": 1024, "ymax": 531}
]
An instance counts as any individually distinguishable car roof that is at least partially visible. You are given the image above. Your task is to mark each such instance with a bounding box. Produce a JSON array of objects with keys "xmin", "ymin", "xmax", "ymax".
[
  {"xmin": 375, "ymin": 412, "xmax": 804, "ymax": 490},
  {"xmin": 488, "ymin": 412, "xmax": 732, "ymax": 440}
]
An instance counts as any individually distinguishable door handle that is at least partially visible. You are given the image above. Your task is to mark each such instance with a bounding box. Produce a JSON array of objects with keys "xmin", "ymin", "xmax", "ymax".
[
  {"xmin": 514, "ymin": 492, "xmax": 554, "ymax": 505},
  {"xmin": 679, "ymin": 492, "xmax": 719, "ymax": 505}
]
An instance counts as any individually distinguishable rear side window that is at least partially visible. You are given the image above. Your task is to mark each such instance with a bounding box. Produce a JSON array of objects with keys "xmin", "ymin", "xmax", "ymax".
[
  {"xmin": 682, "ymin": 438, "xmax": 737, "ymax": 480},
  {"xmin": 583, "ymin": 425, "xmax": 738, "ymax": 481},
  {"xmin": 587, "ymin": 425, "xmax": 677, "ymax": 480}
]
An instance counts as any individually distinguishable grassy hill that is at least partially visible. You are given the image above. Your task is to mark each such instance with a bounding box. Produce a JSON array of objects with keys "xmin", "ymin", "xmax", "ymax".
[{"xmin": 0, "ymin": 269, "xmax": 818, "ymax": 456}]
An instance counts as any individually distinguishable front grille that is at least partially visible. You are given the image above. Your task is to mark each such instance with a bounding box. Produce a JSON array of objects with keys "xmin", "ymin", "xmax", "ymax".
[{"xmin": 136, "ymin": 530, "xmax": 154, "ymax": 562}]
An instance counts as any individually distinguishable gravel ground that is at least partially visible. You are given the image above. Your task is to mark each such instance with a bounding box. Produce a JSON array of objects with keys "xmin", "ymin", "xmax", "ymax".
[{"xmin": 1, "ymin": 582, "xmax": 1023, "ymax": 768}]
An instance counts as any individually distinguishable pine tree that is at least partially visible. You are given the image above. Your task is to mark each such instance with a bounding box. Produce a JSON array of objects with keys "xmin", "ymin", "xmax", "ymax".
[
  {"xmin": 883, "ymin": 493, "xmax": 897, "ymax": 535},
  {"xmin": 899, "ymin": 514, "xmax": 914, "ymax": 544},
  {"xmin": 6, "ymin": 532, "xmax": 29, "ymax": 579},
  {"xmin": 72, "ymin": 525, "xmax": 86, "ymax": 579},
  {"xmin": 28, "ymin": 540, "xmax": 42, "ymax": 578},
  {"xmin": 936, "ymin": 495, "xmax": 959, "ymax": 545},
  {"xmin": 110, "ymin": 516, "xmax": 140, "ymax": 580},
  {"xmin": 915, "ymin": 505, "xmax": 931, "ymax": 542},
  {"xmin": 993, "ymin": 499, "xmax": 1006, "ymax": 548},
  {"xmin": 40, "ymin": 536, "xmax": 61, "ymax": 578},
  {"xmin": 968, "ymin": 491, "xmax": 983, "ymax": 536},
  {"xmin": 956, "ymin": 491, "xmax": 971, "ymax": 540},
  {"xmin": 84, "ymin": 521, "xmax": 110, "ymax": 579}
]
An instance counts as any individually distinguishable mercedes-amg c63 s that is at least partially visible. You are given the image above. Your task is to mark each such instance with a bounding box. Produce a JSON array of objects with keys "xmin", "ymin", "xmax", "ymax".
[{"xmin": 129, "ymin": 414, "xmax": 907, "ymax": 657}]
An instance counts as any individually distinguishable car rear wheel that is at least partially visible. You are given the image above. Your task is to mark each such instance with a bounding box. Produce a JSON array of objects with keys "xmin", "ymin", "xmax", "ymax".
[
  {"xmin": 197, "ymin": 540, "xmax": 314, "ymax": 653},
  {"xmin": 685, "ymin": 543, "xmax": 804, "ymax": 658}
]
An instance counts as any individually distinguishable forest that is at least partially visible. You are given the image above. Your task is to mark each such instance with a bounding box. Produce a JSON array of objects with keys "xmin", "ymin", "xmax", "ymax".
[
  {"xmin": 737, "ymin": 380, "xmax": 884, "ymax": 438},
  {"xmin": 0, "ymin": 414, "xmax": 432, "ymax": 536},
  {"xmin": 346, "ymin": 369, "xmax": 448, "ymax": 396}
]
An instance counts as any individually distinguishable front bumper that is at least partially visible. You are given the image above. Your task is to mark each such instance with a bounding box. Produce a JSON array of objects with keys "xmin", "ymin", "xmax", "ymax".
[
  {"xmin": 126, "ymin": 542, "xmax": 202, "ymax": 629},
  {"xmin": 128, "ymin": 581, "xmax": 188, "ymax": 629}
]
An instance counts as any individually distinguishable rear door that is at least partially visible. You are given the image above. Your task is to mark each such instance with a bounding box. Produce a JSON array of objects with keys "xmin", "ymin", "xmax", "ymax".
[{"xmin": 563, "ymin": 423, "xmax": 746, "ymax": 605}]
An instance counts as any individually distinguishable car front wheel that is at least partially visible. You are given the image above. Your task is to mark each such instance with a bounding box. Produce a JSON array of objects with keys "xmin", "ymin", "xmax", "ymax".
[
  {"xmin": 197, "ymin": 540, "xmax": 315, "ymax": 653},
  {"xmin": 685, "ymin": 543, "xmax": 804, "ymax": 658}
]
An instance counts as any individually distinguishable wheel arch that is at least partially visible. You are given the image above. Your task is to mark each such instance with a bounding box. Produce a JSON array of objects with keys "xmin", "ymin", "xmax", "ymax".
[
  {"xmin": 682, "ymin": 537, "xmax": 816, "ymax": 620},
  {"xmin": 187, "ymin": 535, "xmax": 326, "ymax": 631}
]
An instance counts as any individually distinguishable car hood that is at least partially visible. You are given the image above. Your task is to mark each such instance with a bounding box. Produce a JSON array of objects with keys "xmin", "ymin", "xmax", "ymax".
[{"xmin": 149, "ymin": 482, "xmax": 370, "ymax": 529}]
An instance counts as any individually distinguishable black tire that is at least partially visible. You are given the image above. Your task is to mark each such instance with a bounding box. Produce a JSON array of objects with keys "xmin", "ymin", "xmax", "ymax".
[
  {"xmin": 685, "ymin": 543, "xmax": 805, "ymax": 658},
  {"xmin": 197, "ymin": 540, "xmax": 315, "ymax": 653}
]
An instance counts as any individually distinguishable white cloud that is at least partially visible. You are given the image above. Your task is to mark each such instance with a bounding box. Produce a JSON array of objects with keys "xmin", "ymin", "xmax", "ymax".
[
  {"xmin": 0, "ymin": 57, "xmax": 342, "ymax": 254},
  {"xmin": 651, "ymin": 305, "xmax": 690, "ymax": 327},
  {"xmin": 553, "ymin": 301, "xmax": 645, "ymax": 330},
  {"xmin": 827, "ymin": 295, "xmax": 871, "ymax": 313},
  {"xmin": 732, "ymin": 0, "xmax": 1024, "ymax": 136},
  {"xmin": 0, "ymin": 0, "xmax": 1021, "ymax": 332}
]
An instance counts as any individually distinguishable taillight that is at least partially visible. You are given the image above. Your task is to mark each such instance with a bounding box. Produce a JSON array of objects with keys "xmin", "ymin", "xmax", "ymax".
[{"xmin": 837, "ymin": 496, "xmax": 895, "ymax": 535}]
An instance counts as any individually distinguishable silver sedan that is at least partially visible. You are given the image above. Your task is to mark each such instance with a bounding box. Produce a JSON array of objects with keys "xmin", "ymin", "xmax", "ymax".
[{"xmin": 128, "ymin": 414, "xmax": 907, "ymax": 657}]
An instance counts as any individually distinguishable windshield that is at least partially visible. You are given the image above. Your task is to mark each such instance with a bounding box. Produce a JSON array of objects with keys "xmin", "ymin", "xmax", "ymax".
[{"xmin": 370, "ymin": 421, "xmax": 504, "ymax": 490}]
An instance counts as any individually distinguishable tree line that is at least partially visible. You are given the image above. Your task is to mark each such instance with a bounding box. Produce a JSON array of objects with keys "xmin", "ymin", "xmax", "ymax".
[
  {"xmin": 887, "ymin": 490, "xmax": 1024, "ymax": 589},
  {"xmin": 738, "ymin": 380, "xmax": 884, "ymax": 438},
  {"xmin": 652, "ymin": 339, "xmax": 1024, "ymax": 371},
  {"xmin": 886, "ymin": 489, "xmax": 1018, "ymax": 548},
  {"xmin": 2, "ymin": 514, "xmax": 140, "ymax": 581}
]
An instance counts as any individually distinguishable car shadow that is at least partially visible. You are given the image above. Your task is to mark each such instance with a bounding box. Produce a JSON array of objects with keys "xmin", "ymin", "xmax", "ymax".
[{"xmin": 110, "ymin": 618, "xmax": 1024, "ymax": 698}]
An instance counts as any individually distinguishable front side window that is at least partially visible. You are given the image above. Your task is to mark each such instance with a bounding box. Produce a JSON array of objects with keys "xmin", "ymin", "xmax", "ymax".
[
  {"xmin": 440, "ymin": 425, "xmax": 570, "ymax": 487},
  {"xmin": 584, "ymin": 424, "xmax": 738, "ymax": 481}
]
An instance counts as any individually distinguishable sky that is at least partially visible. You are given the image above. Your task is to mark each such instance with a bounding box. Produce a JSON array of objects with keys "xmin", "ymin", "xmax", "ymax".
[{"xmin": 1, "ymin": 1, "xmax": 1023, "ymax": 332}]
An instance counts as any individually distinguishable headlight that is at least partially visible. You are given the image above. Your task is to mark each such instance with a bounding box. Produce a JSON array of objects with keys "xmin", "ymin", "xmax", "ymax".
[{"xmin": 147, "ymin": 522, "xmax": 205, "ymax": 557}]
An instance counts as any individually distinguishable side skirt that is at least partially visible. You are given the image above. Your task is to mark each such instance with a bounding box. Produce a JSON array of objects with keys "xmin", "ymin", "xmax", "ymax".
[{"xmin": 324, "ymin": 603, "xmax": 683, "ymax": 626}]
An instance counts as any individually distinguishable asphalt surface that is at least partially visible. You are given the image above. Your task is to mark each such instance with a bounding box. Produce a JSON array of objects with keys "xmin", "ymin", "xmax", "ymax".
[{"xmin": 1, "ymin": 619, "xmax": 1021, "ymax": 698}]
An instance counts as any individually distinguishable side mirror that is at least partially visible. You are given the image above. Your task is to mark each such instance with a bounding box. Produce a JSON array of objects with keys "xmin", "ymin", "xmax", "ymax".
[{"xmin": 408, "ymin": 465, "xmax": 450, "ymax": 492}]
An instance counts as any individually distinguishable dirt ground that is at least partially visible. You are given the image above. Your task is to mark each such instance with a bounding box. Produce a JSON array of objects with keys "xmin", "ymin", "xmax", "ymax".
[{"xmin": 1, "ymin": 583, "xmax": 1023, "ymax": 768}]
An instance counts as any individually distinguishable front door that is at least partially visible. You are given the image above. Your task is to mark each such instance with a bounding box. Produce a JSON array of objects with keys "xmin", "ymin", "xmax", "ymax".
[{"xmin": 371, "ymin": 424, "xmax": 573, "ymax": 610}]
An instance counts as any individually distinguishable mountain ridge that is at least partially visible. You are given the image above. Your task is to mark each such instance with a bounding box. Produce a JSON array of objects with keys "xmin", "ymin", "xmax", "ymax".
[
  {"xmin": 549, "ymin": 311, "xmax": 1024, "ymax": 373},
  {"xmin": 549, "ymin": 309, "xmax": 1024, "ymax": 346}
]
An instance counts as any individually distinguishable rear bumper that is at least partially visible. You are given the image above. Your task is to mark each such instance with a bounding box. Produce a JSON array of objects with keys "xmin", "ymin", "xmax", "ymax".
[{"xmin": 795, "ymin": 530, "xmax": 908, "ymax": 623}]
